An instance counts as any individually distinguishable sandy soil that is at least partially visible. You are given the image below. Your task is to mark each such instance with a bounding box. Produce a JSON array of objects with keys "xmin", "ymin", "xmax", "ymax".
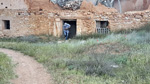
[{"xmin": 0, "ymin": 48, "xmax": 53, "ymax": 84}]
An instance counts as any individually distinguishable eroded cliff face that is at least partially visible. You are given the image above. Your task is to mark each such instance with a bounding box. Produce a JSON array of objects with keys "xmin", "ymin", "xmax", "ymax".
[
  {"xmin": 50, "ymin": 0, "xmax": 150, "ymax": 13},
  {"xmin": 86, "ymin": 0, "xmax": 150, "ymax": 12},
  {"xmin": 25, "ymin": 0, "xmax": 117, "ymax": 14},
  {"xmin": 114, "ymin": 0, "xmax": 150, "ymax": 13},
  {"xmin": 25, "ymin": 0, "xmax": 150, "ymax": 13},
  {"xmin": 25, "ymin": 0, "xmax": 61, "ymax": 11}
]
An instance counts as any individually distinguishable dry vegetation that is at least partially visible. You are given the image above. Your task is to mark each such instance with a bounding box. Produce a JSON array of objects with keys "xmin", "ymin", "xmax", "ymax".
[
  {"xmin": 0, "ymin": 24, "xmax": 150, "ymax": 84},
  {"xmin": 0, "ymin": 53, "xmax": 15, "ymax": 84}
]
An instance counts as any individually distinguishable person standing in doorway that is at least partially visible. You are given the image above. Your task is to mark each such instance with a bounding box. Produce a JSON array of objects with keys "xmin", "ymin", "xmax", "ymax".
[{"xmin": 63, "ymin": 22, "xmax": 71, "ymax": 40}]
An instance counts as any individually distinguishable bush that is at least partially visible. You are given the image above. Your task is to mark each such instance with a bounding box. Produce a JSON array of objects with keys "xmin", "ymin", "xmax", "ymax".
[{"xmin": 66, "ymin": 53, "xmax": 116, "ymax": 76}]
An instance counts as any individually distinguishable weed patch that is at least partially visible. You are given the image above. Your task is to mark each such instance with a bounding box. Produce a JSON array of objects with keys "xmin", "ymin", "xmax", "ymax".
[
  {"xmin": 1, "ymin": 29, "xmax": 150, "ymax": 83},
  {"xmin": 73, "ymin": 33, "xmax": 107, "ymax": 40},
  {"xmin": 0, "ymin": 52, "xmax": 15, "ymax": 84},
  {"xmin": 0, "ymin": 35, "xmax": 61, "ymax": 43}
]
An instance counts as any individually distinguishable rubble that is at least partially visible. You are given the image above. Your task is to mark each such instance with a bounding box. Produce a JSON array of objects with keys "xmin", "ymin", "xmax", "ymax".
[{"xmin": 62, "ymin": 1, "xmax": 82, "ymax": 10}]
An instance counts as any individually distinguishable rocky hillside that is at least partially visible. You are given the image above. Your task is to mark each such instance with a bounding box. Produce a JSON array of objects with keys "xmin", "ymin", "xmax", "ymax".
[
  {"xmin": 50, "ymin": 0, "xmax": 150, "ymax": 12},
  {"xmin": 114, "ymin": 0, "xmax": 150, "ymax": 12}
]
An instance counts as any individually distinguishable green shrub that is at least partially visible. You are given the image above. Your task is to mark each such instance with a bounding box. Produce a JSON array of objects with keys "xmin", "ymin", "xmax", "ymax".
[
  {"xmin": 0, "ymin": 53, "xmax": 15, "ymax": 84},
  {"xmin": 67, "ymin": 53, "xmax": 116, "ymax": 76}
]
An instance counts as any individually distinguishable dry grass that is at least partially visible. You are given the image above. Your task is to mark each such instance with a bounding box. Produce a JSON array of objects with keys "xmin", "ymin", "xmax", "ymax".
[{"xmin": 0, "ymin": 24, "xmax": 150, "ymax": 84}]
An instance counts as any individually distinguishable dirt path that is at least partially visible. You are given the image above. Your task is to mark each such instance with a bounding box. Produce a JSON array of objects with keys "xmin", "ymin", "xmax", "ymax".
[{"xmin": 0, "ymin": 48, "xmax": 53, "ymax": 84}]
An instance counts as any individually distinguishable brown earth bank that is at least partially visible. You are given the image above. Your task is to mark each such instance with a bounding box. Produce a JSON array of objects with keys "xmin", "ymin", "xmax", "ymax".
[
  {"xmin": 0, "ymin": 48, "xmax": 53, "ymax": 84},
  {"xmin": 26, "ymin": 0, "xmax": 150, "ymax": 13},
  {"xmin": 80, "ymin": 0, "xmax": 117, "ymax": 13},
  {"xmin": 25, "ymin": 0, "xmax": 117, "ymax": 13}
]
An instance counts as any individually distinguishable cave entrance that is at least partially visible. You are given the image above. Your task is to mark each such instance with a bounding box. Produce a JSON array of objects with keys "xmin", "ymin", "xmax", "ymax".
[{"xmin": 63, "ymin": 20, "xmax": 77, "ymax": 38}]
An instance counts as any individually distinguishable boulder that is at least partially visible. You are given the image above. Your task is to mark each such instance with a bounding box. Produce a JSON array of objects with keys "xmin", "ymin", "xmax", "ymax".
[
  {"xmin": 56, "ymin": 0, "xmax": 82, "ymax": 10},
  {"xmin": 50, "ymin": 0, "xmax": 115, "ymax": 10}
]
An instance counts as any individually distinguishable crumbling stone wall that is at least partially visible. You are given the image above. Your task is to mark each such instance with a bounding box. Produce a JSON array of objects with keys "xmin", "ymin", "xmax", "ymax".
[
  {"xmin": 0, "ymin": 0, "xmax": 150, "ymax": 37},
  {"xmin": 0, "ymin": 0, "xmax": 28, "ymax": 9},
  {"xmin": 0, "ymin": 10, "xmax": 30, "ymax": 37},
  {"xmin": 114, "ymin": 0, "xmax": 150, "ymax": 13},
  {"xmin": 107, "ymin": 10, "xmax": 150, "ymax": 31}
]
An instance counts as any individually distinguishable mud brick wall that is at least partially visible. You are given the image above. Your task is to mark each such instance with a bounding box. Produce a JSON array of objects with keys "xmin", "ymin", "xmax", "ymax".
[
  {"xmin": 1, "ymin": 3, "xmax": 150, "ymax": 37},
  {"xmin": 94, "ymin": 10, "xmax": 150, "ymax": 32},
  {"xmin": 0, "ymin": 9, "xmax": 30, "ymax": 37},
  {"xmin": 0, "ymin": 0, "xmax": 28, "ymax": 9},
  {"xmin": 1, "ymin": 9, "xmax": 150, "ymax": 37},
  {"xmin": 1, "ymin": 0, "xmax": 150, "ymax": 37},
  {"xmin": 109, "ymin": 10, "xmax": 150, "ymax": 31}
]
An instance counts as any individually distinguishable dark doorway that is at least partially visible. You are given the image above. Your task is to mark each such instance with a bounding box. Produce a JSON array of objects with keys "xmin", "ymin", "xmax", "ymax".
[
  {"xmin": 63, "ymin": 20, "xmax": 76, "ymax": 38},
  {"xmin": 3, "ymin": 20, "xmax": 10, "ymax": 29}
]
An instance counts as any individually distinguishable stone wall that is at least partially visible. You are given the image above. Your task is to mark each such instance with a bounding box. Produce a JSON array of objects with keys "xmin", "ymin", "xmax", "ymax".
[
  {"xmin": 0, "ymin": 0, "xmax": 28, "ymax": 9},
  {"xmin": 109, "ymin": 10, "xmax": 150, "ymax": 31},
  {"xmin": 0, "ymin": 0, "xmax": 150, "ymax": 37},
  {"xmin": 1, "ymin": 9, "xmax": 150, "ymax": 37},
  {"xmin": 114, "ymin": 0, "xmax": 150, "ymax": 13},
  {"xmin": 0, "ymin": 9, "xmax": 30, "ymax": 37}
]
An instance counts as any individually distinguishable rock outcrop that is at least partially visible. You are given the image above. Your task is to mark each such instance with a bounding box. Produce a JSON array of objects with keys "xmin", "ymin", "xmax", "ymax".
[
  {"xmin": 114, "ymin": 0, "xmax": 150, "ymax": 13},
  {"xmin": 51, "ymin": 0, "xmax": 115, "ymax": 10},
  {"xmin": 57, "ymin": 0, "xmax": 82, "ymax": 10},
  {"xmin": 50, "ymin": 0, "xmax": 150, "ymax": 12}
]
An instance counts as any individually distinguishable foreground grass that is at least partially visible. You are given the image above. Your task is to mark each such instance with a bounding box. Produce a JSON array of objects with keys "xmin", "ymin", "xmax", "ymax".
[
  {"xmin": 0, "ymin": 30, "xmax": 150, "ymax": 84},
  {"xmin": 0, "ymin": 53, "xmax": 15, "ymax": 84}
]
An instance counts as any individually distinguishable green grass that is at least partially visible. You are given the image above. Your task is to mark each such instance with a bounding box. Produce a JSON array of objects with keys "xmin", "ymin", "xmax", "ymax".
[
  {"xmin": 0, "ymin": 25, "xmax": 150, "ymax": 84},
  {"xmin": 0, "ymin": 34, "xmax": 61, "ymax": 43},
  {"xmin": 0, "ymin": 53, "xmax": 15, "ymax": 84},
  {"xmin": 73, "ymin": 33, "xmax": 108, "ymax": 40},
  {"xmin": 114, "ymin": 23, "xmax": 150, "ymax": 34}
]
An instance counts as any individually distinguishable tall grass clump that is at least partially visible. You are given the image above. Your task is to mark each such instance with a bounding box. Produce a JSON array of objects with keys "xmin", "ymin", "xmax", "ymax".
[
  {"xmin": 114, "ymin": 23, "xmax": 150, "ymax": 34},
  {"xmin": 0, "ymin": 53, "xmax": 15, "ymax": 84},
  {"xmin": 0, "ymin": 35, "xmax": 60, "ymax": 43},
  {"xmin": 73, "ymin": 33, "xmax": 107, "ymax": 40},
  {"xmin": 66, "ymin": 53, "xmax": 116, "ymax": 76},
  {"xmin": 135, "ymin": 23, "xmax": 150, "ymax": 32},
  {"xmin": 0, "ymin": 35, "xmax": 41, "ymax": 43}
]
